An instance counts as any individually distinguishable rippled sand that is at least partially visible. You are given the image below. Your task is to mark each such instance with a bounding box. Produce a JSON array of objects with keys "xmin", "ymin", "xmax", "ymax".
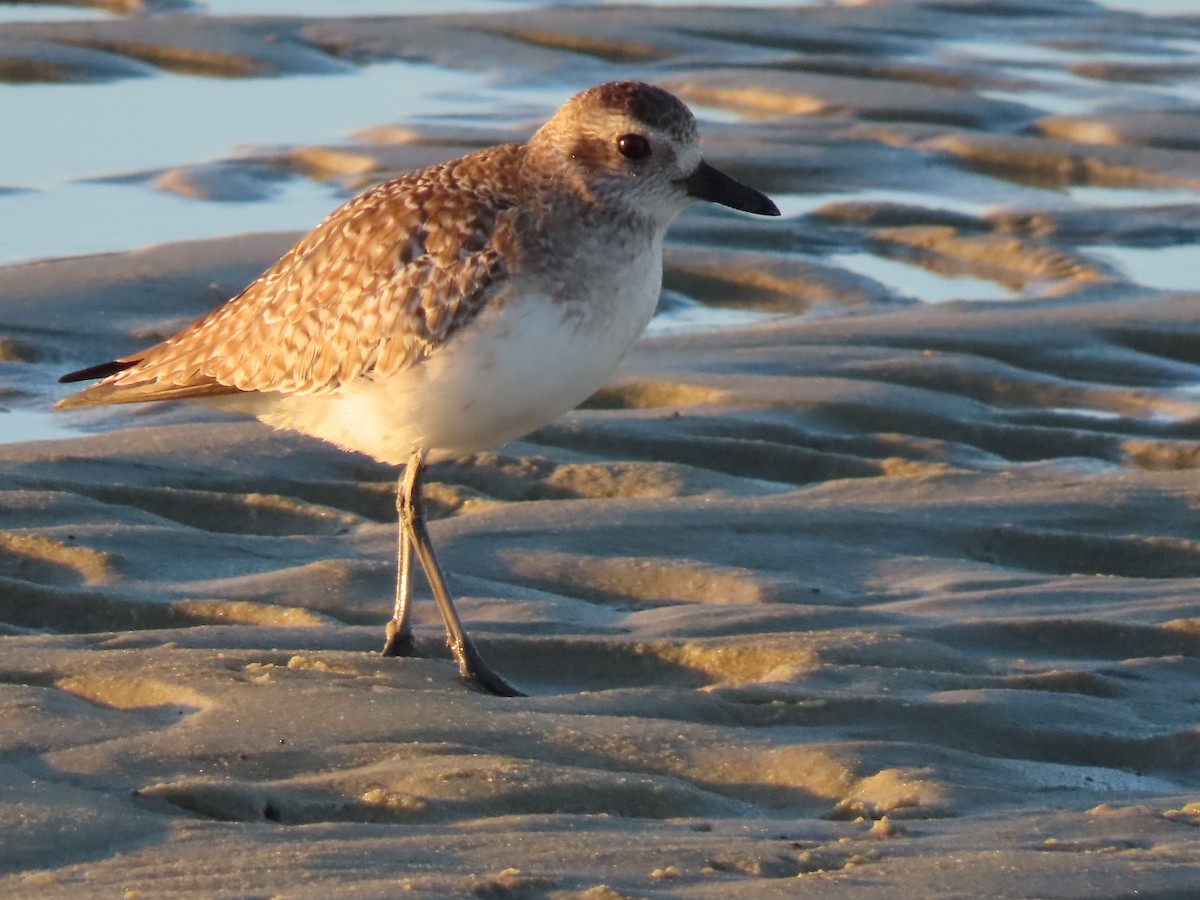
[{"xmin": 3, "ymin": 1, "xmax": 1200, "ymax": 897}]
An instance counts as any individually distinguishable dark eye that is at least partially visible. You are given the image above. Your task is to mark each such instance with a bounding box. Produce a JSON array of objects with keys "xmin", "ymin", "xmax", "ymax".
[{"xmin": 616, "ymin": 133, "xmax": 652, "ymax": 161}]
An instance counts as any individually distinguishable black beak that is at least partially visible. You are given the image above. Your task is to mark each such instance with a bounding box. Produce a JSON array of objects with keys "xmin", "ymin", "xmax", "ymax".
[{"xmin": 682, "ymin": 160, "xmax": 780, "ymax": 216}]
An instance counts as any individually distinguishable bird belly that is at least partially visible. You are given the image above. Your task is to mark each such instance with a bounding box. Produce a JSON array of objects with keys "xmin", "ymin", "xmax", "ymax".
[{"xmin": 257, "ymin": 274, "xmax": 660, "ymax": 466}]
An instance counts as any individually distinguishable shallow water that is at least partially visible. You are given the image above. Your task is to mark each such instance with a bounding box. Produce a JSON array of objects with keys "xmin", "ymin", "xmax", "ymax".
[
  {"xmin": 1084, "ymin": 243, "xmax": 1199, "ymax": 292},
  {"xmin": 1, "ymin": 59, "xmax": 491, "ymax": 263},
  {"xmin": 1102, "ymin": 0, "xmax": 1200, "ymax": 13},
  {"xmin": 0, "ymin": 4, "xmax": 109, "ymax": 22},
  {"xmin": 830, "ymin": 252, "xmax": 1012, "ymax": 303},
  {"xmin": 6, "ymin": 60, "xmax": 491, "ymax": 189},
  {"xmin": 0, "ymin": 407, "xmax": 78, "ymax": 442},
  {"xmin": 3, "ymin": 1, "xmax": 1196, "ymax": 270}
]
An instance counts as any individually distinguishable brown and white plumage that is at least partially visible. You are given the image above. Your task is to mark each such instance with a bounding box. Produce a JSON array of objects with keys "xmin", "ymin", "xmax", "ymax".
[
  {"xmin": 57, "ymin": 81, "xmax": 780, "ymax": 695},
  {"xmin": 58, "ymin": 145, "xmax": 524, "ymax": 405}
]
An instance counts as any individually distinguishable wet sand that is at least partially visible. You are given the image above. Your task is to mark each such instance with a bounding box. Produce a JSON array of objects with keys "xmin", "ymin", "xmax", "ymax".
[{"xmin": 3, "ymin": 1, "xmax": 1200, "ymax": 897}]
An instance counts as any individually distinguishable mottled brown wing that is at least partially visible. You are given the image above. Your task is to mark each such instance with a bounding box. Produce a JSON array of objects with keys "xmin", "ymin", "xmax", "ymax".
[{"xmin": 58, "ymin": 147, "xmax": 523, "ymax": 409}]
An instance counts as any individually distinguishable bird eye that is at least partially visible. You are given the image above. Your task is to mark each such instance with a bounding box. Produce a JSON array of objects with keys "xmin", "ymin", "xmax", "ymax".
[{"xmin": 616, "ymin": 134, "xmax": 652, "ymax": 161}]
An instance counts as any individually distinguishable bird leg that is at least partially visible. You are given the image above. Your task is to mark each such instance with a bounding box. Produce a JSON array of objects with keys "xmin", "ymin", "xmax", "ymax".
[
  {"xmin": 381, "ymin": 478, "xmax": 417, "ymax": 658},
  {"xmin": 387, "ymin": 451, "xmax": 524, "ymax": 697}
]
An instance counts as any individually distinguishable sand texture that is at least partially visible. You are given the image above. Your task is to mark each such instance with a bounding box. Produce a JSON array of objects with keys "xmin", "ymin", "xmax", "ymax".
[{"xmin": 3, "ymin": 1, "xmax": 1200, "ymax": 897}]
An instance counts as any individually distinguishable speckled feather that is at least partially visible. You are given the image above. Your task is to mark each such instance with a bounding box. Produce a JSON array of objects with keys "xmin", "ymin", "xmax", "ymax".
[{"xmin": 62, "ymin": 146, "xmax": 535, "ymax": 405}]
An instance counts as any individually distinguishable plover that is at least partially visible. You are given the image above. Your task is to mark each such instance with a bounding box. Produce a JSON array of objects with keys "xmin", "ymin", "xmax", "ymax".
[{"xmin": 57, "ymin": 81, "xmax": 780, "ymax": 696}]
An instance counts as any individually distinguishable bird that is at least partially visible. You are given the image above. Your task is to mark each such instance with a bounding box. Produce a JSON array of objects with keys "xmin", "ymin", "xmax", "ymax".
[{"xmin": 56, "ymin": 81, "xmax": 781, "ymax": 697}]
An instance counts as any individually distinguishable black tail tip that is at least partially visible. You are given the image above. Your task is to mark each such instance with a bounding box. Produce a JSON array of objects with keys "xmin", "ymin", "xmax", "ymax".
[{"xmin": 59, "ymin": 359, "xmax": 137, "ymax": 384}]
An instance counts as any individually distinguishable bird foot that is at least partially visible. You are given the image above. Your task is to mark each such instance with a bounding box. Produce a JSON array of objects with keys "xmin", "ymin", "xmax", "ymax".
[
  {"xmin": 382, "ymin": 628, "xmax": 523, "ymax": 696},
  {"xmin": 461, "ymin": 669, "xmax": 525, "ymax": 698},
  {"xmin": 381, "ymin": 621, "xmax": 418, "ymax": 658},
  {"xmin": 459, "ymin": 643, "xmax": 525, "ymax": 697}
]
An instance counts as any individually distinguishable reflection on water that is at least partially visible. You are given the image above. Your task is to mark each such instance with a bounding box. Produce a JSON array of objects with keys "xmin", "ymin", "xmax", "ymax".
[
  {"xmin": 1, "ymin": 59, "xmax": 495, "ymax": 266},
  {"xmin": 5, "ymin": 60, "xmax": 488, "ymax": 189},
  {"xmin": 0, "ymin": 0, "xmax": 827, "ymax": 23},
  {"xmin": 0, "ymin": 407, "xmax": 80, "ymax": 444},
  {"xmin": 776, "ymin": 189, "xmax": 998, "ymax": 220},
  {"xmin": 645, "ymin": 297, "xmax": 780, "ymax": 337},
  {"xmin": 980, "ymin": 88, "xmax": 1103, "ymax": 118},
  {"xmin": 0, "ymin": 4, "xmax": 110, "ymax": 23},
  {"xmin": 1044, "ymin": 407, "xmax": 1125, "ymax": 422},
  {"xmin": 197, "ymin": 0, "xmax": 532, "ymax": 15},
  {"xmin": 1068, "ymin": 186, "xmax": 1200, "ymax": 208},
  {"xmin": 2, "ymin": 177, "xmax": 340, "ymax": 266},
  {"xmin": 198, "ymin": 0, "xmax": 827, "ymax": 11},
  {"xmin": 1101, "ymin": 0, "xmax": 1200, "ymax": 13},
  {"xmin": 831, "ymin": 252, "xmax": 1009, "ymax": 303},
  {"xmin": 1083, "ymin": 244, "xmax": 1199, "ymax": 293}
]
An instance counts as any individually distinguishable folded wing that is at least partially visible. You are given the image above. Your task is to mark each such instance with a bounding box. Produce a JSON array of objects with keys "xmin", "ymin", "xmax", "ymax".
[{"xmin": 58, "ymin": 148, "xmax": 522, "ymax": 410}]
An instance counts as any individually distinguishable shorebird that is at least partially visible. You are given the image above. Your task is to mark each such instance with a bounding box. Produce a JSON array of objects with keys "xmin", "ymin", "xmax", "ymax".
[{"xmin": 57, "ymin": 81, "xmax": 780, "ymax": 696}]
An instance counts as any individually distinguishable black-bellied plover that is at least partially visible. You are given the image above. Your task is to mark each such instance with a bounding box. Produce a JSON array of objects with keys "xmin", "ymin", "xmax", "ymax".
[{"xmin": 57, "ymin": 81, "xmax": 780, "ymax": 696}]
